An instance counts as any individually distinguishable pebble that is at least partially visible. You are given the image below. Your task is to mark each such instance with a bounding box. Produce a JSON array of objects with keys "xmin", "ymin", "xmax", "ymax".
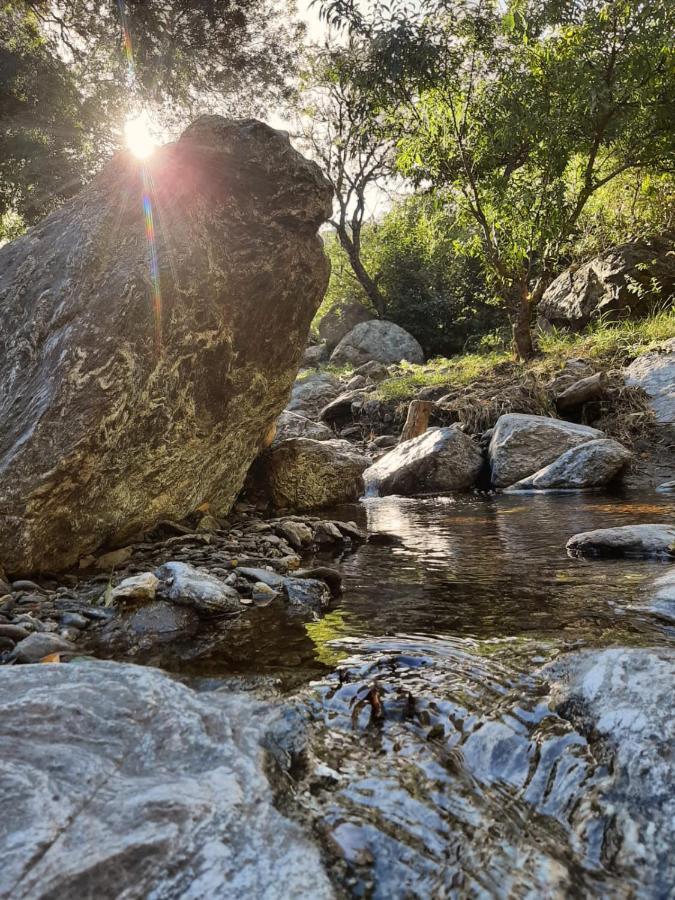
[
  {"xmin": 60, "ymin": 612, "xmax": 89, "ymax": 629},
  {"xmin": 0, "ymin": 624, "xmax": 30, "ymax": 641},
  {"xmin": 12, "ymin": 632, "xmax": 76, "ymax": 663}
]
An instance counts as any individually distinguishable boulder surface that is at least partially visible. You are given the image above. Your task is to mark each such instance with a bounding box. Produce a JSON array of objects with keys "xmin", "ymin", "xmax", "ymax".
[
  {"xmin": 318, "ymin": 300, "xmax": 373, "ymax": 351},
  {"xmin": 0, "ymin": 661, "xmax": 333, "ymax": 899},
  {"xmin": 0, "ymin": 116, "xmax": 332, "ymax": 574},
  {"xmin": 506, "ymin": 438, "xmax": 631, "ymax": 491},
  {"xmin": 538, "ymin": 236, "xmax": 675, "ymax": 330},
  {"xmin": 364, "ymin": 426, "xmax": 483, "ymax": 497},
  {"xmin": 330, "ymin": 320, "xmax": 424, "ymax": 367},
  {"xmin": 252, "ymin": 438, "xmax": 369, "ymax": 510},
  {"xmin": 488, "ymin": 414, "xmax": 604, "ymax": 488}
]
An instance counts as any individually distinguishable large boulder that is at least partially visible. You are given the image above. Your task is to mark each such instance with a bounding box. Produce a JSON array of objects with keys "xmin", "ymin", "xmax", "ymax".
[
  {"xmin": 624, "ymin": 337, "xmax": 675, "ymax": 427},
  {"xmin": 566, "ymin": 523, "xmax": 675, "ymax": 559},
  {"xmin": 364, "ymin": 426, "xmax": 483, "ymax": 497},
  {"xmin": 329, "ymin": 320, "xmax": 425, "ymax": 367},
  {"xmin": 538, "ymin": 236, "xmax": 675, "ymax": 331},
  {"xmin": 505, "ymin": 438, "xmax": 631, "ymax": 491},
  {"xmin": 488, "ymin": 414, "xmax": 604, "ymax": 488},
  {"xmin": 0, "ymin": 116, "xmax": 332, "ymax": 575},
  {"xmin": 253, "ymin": 438, "xmax": 369, "ymax": 510},
  {"xmin": 318, "ymin": 300, "xmax": 373, "ymax": 351},
  {"xmin": 0, "ymin": 661, "xmax": 333, "ymax": 898}
]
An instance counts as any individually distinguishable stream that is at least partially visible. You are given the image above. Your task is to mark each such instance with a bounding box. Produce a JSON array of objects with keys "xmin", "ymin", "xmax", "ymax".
[{"xmin": 122, "ymin": 489, "xmax": 674, "ymax": 898}]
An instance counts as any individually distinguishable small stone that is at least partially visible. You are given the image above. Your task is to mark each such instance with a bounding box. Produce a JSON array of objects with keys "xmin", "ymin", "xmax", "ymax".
[
  {"xmin": 111, "ymin": 573, "xmax": 159, "ymax": 604},
  {"xmin": 59, "ymin": 612, "xmax": 89, "ymax": 630},
  {"xmin": 60, "ymin": 627, "xmax": 82, "ymax": 641},
  {"xmin": 236, "ymin": 567, "xmax": 285, "ymax": 589},
  {"xmin": 0, "ymin": 624, "xmax": 29, "ymax": 641},
  {"xmin": 11, "ymin": 579, "xmax": 47, "ymax": 594},
  {"xmin": 12, "ymin": 632, "xmax": 76, "ymax": 663},
  {"xmin": 197, "ymin": 514, "xmax": 221, "ymax": 533},
  {"xmin": 156, "ymin": 562, "xmax": 241, "ymax": 613},
  {"xmin": 275, "ymin": 520, "xmax": 313, "ymax": 550},
  {"xmin": 283, "ymin": 577, "xmax": 330, "ymax": 608},
  {"xmin": 313, "ymin": 521, "xmax": 344, "ymax": 544}
]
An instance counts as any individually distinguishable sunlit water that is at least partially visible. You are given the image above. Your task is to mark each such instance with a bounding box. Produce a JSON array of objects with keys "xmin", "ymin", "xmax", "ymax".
[{"xmin": 132, "ymin": 491, "xmax": 675, "ymax": 897}]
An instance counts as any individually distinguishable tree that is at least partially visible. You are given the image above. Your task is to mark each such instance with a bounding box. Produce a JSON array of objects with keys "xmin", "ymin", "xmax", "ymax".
[
  {"xmin": 297, "ymin": 41, "xmax": 395, "ymax": 317},
  {"xmin": 321, "ymin": 0, "xmax": 675, "ymax": 359},
  {"xmin": 1, "ymin": 0, "xmax": 304, "ymax": 231}
]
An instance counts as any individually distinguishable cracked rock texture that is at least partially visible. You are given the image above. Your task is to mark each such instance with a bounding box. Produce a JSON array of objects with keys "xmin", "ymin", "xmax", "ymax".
[
  {"xmin": 0, "ymin": 660, "xmax": 334, "ymax": 899},
  {"xmin": 0, "ymin": 116, "xmax": 332, "ymax": 574}
]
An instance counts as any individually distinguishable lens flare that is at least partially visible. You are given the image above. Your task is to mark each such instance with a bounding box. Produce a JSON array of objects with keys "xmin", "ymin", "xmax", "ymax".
[{"xmin": 124, "ymin": 111, "xmax": 155, "ymax": 159}]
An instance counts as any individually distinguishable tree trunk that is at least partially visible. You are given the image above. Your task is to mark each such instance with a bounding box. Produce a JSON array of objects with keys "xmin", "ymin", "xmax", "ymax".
[
  {"xmin": 336, "ymin": 226, "xmax": 387, "ymax": 317},
  {"xmin": 399, "ymin": 400, "xmax": 434, "ymax": 443},
  {"xmin": 509, "ymin": 282, "xmax": 535, "ymax": 361}
]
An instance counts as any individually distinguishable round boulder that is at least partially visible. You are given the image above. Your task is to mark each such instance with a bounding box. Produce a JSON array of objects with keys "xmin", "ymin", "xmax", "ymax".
[{"xmin": 330, "ymin": 320, "xmax": 424, "ymax": 367}]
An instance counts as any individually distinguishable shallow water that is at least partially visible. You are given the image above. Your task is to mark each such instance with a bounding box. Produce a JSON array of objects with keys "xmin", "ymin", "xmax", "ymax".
[
  {"xmin": 163, "ymin": 490, "xmax": 674, "ymax": 683},
  {"xmin": 96, "ymin": 491, "xmax": 675, "ymax": 896}
]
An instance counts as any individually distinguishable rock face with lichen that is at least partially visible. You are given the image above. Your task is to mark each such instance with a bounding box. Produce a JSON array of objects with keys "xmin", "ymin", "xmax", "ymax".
[{"xmin": 0, "ymin": 116, "xmax": 332, "ymax": 575}]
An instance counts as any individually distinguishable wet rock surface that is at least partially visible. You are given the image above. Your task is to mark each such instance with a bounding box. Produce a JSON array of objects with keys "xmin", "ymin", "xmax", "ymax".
[
  {"xmin": 0, "ymin": 116, "xmax": 332, "ymax": 575},
  {"xmin": 0, "ymin": 660, "xmax": 334, "ymax": 900},
  {"xmin": 567, "ymin": 523, "xmax": 675, "ymax": 558}
]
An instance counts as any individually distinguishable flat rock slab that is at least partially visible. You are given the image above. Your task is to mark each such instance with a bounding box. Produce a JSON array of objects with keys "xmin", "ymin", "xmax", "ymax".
[
  {"xmin": 566, "ymin": 523, "xmax": 675, "ymax": 559},
  {"xmin": 489, "ymin": 414, "xmax": 604, "ymax": 488},
  {"xmin": 0, "ymin": 661, "xmax": 333, "ymax": 899},
  {"xmin": 364, "ymin": 426, "xmax": 482, "ymax": 497}
]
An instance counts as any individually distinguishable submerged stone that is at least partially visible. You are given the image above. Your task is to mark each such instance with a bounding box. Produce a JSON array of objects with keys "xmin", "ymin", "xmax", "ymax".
[{"xmin": 566, "ymin": 523, "xmax": 675, "ymax": 559}]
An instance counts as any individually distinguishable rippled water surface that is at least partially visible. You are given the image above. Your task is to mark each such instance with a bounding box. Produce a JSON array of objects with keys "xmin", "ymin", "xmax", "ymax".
[
  {"xmin": 139, "ymin": 491, "xmax": 675, "ymax": 897},
  {"xmin": 167, "ymin": 491, "xmax": 674, "ymax": 682}
]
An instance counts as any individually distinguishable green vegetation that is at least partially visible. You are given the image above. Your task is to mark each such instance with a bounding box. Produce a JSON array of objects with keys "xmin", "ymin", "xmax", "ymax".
[
  {"xmin": 318, "ymin": 0, "xmax": 675, "ymax": 359},
  {"xmin": 375, "ymin": 310, "xmax": 675, "ymax": 402}
]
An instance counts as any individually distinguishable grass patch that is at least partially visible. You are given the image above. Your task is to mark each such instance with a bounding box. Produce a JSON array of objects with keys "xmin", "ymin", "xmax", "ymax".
[{"xmin": 375, "ymin": 310, "xmax": 675, "ymax": 402}]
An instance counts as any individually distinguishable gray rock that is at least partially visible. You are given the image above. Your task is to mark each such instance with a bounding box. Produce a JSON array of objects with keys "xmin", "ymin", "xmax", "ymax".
[
  {"xmin": 364, "ymin": 426, "xmax": 483, "ymax": 497},
  {"xmin": 273, "ymin": 410, "xmax": 334, "ymax": 444},
  {"xmin": 538, "ymin": 236, "xmax": 675, "ymax": 330},
  {"xmin": 236, "ymin": 567, "xmax": 285, "ymax": 590},
  {"xmin": 0, "ymin": 116, "xmax": 331, "ymax": 575},
  {"xmin": 354, "ymin": 360, "xmax": 389, "ymax": 382},
  {"xmin": 505, "ymin": 438, "xmax": 631, "ymax": 491},
  {"xmin": 566, "ymin": 523, "xmax": 675, "ymax": 559},
  {"xmin": 59, "ymin": 612, "xmax": 89, "ymax": 630},
  {"xmin": 301, "ymin": 342, "xmax": 329, "ymax": 367},
  {"xmin": 489, "ymin": 414, "xmax": 604, "ymax": 488},
  {"xmin": 12, "ymin": 632, "xmax": 76, "ymax": 663},
  {"xmin": 318, "ymin": 300, "xmax": 373, "ymax": 351},
  {"xmin": 546, "ymin": 647, "xmax": 675, "ymax": 896},
  {"xmin": 319, "ymin": 390, "xmax": 368, "ymax": 426},
  {"xmin": 0, "ymin": 624, "xmax": 29, "ymax": 641},
  {"xmin": 657, "ymin": 479, "xmax": 675, "ymax": 492},
  {"xmin": 287, "ymin": 372, "xmax": 341, "ymax": 419},
  {"xmin": 283, "ymin": 577, "xmax": 331, "ymax": 608},
  {"xmin": 345, "ymin": 374, "xmax": 368, "ymax": 391},
  {"xmin": 274, "ymin": 520, "xmax": 314, "ymax": 550},
  {"xmin": 156, "ymin": 561, "xmax": 241, "ymax": 613},
  {"xmin": 624, "ymin": 337, "xmax": 675, "ymax": 426},
  {"xmin": 330, "ymin": 320, "xmax": 424, "ymax": 367},
  {"xmin": 645, "ymin": 568, "xmax": 675, "ymax": 620},
  {"xmin": 254, "ymin": 438, "xmax": 369, "ymax": 511},
  {"xmin": 0, "ymin": 661, "xmax": 333, "ymax": 898}
]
